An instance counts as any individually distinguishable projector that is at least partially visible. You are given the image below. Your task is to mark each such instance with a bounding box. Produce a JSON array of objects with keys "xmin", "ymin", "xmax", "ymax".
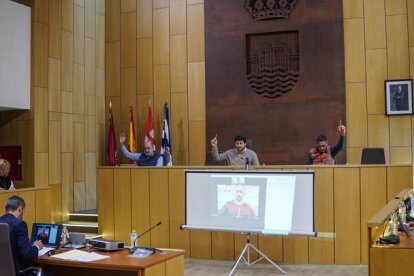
[{"xmin": 89, "ymin": 239, "xmax": 124, "ymax": 251}]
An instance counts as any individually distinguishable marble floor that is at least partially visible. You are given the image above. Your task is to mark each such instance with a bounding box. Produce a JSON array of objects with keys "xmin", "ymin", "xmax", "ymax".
[{"xmin": 184, "ymin": 258, "xmax": 368, "ymax": 276}]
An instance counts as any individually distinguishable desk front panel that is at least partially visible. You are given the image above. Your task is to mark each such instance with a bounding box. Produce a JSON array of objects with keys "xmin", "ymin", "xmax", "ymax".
[{"xmin": 97, "ymin": 165, "xmax": 412, "ymax": 265}]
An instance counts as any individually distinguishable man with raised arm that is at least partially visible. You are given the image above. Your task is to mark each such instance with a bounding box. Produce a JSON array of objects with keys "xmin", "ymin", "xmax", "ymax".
[
  {"xmin": 211, "ymin": 134, "xmax": 259, "ymax": 166},
  {"xmin": 306, "ymin": 121, "xmax": 346, "ymax": 165},
  {"xmin": 119, "ymin": 132, "xmax": 164, "ymax": 166}
]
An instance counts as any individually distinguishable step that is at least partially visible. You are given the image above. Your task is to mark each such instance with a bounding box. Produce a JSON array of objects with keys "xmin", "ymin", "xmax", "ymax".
[
  {"xmin": 68, "ymin": 213, "xmax": 98, "ymax": 223},
  {"xmin": 61, "ymin": 221, "xmax": 98, "ymax": 234}
]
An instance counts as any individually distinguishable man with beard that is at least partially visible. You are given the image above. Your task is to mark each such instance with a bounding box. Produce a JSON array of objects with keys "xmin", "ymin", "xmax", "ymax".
[{"xmin": 211, "ymin": 134, "xmax": 259, "ymax": 166}]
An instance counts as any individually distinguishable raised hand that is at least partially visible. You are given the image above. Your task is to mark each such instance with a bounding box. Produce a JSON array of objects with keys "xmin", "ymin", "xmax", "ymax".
[
  {"xmin": 211, "ymin": 134, "xmax": 218, "ymax": 147},
  {"xmin": 119, "ymin": 132, "xmax": 126, "ymax": 144},
  {"xmin": 338, "ymin": 120, "xmax": 346, "ymax": 136}
]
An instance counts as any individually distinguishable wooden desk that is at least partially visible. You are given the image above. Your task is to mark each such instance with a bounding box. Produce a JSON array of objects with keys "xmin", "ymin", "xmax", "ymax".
[
  {"xmin": 36, "ymin": 248, "xmax": 184, "ymax": 276},
  {"xmin": 367, "ymin": 189, "xmax": 411, "ymax": 276}
]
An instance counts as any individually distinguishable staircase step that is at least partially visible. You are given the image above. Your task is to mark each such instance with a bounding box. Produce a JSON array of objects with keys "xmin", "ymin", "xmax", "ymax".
[
  {"xmin": 62, "ymin": 221, "xmax": 98, "ymax": 234},
  {"xmin": 68, "ymin": 213, "xmax": 98, "ymax": 222}
]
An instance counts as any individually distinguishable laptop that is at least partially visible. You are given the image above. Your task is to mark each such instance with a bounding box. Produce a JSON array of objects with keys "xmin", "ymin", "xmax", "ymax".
[{"xmin": 31, "ymin": 223, "xmax": 63, "ymax": 248}]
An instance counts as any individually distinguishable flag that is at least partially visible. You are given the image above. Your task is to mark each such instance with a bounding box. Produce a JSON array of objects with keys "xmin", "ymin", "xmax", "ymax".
[
  {"xmin": 161, "ymin": 103, "xmax": 172, "ymax": 166},
  {"xmin": 128, "ymin": 105, "xmax": 137, "ymax": 164},
  {"xmin": 107, "ymin": 102, "xmax": 117, "ymax": 166},
  {"xmin": 145, "ymin": 105, "xmax": 155, "ymax": 145}
]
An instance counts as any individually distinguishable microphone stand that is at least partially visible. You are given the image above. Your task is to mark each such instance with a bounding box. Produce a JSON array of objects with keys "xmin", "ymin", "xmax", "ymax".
[{"xmin": 129, "ymin": 221, "xmax": 162, "ymax": 254}]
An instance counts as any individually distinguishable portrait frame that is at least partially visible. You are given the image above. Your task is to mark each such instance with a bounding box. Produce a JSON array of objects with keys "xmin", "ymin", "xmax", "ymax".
[{"xmin": 385, "ymin": 79, "xmax": 413, "ymax": 115}]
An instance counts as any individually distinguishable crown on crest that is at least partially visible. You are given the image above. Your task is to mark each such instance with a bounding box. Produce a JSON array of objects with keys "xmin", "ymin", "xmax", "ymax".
[{"xmin": 244, "ymin": 0, "xmax": 299, "ymax": 22}]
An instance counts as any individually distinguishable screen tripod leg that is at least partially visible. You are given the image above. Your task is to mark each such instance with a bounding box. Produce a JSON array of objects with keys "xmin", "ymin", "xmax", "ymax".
[{"xmin": 229, "ymin": 242, "xmax": 286, "ymax": 275}]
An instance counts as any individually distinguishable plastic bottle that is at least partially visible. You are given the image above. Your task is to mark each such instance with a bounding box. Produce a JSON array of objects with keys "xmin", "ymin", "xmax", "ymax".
[
  {"xmin": 61, "ymin": 226, "xmax": 69, "ymax": 246},
  {"xmin": 130, "ymin": 230, "xmax": 138, "ymax": 248}
]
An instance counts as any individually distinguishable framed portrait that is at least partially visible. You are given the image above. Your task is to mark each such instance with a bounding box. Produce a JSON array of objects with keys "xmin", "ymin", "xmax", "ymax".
[{"xmin": 385, "ymin": 79, "xmax": 413, "ymax": 115}]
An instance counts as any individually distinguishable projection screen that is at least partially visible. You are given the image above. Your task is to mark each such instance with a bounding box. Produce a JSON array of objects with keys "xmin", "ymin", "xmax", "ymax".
[{"xmin": 182, "ymin": 170, "xmax": 315, "ymax": 236}]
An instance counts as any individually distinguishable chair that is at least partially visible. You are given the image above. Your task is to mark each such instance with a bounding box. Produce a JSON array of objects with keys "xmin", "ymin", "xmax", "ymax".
[
  {"xmin": 361, "ymin": 148, "xmax": 386, "ymax": 164},
  {"xmin": 0, "ymin": 223, "xmax": 42, "ymax": 276}
]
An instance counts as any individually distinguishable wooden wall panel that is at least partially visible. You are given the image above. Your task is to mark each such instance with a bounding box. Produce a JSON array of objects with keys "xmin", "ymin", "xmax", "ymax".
[
  {"xmin": 85, "ymin": 37, "xmax": 96, "ymax": 94},
  {"xmin": 113, "ymin": 169, "xmax": 132, "ymax": 244},
  {"xmin": 34, "ymin": 153, "xmax": 48, "ymax": 188},
  {"xmin": 170, "ymin": 35, "xmax": 187, "ymax": 93},
  {"xmin": 170, "ymin": 0, "xmax": 186, "ymax": 35},
  {"xmin": 212, "ymin": 232, "xmax": 234, "ymax": 260},
  {"xmin": 85, "ymin": 152, "xmax": 97, "ymax": 210},
  {"xmin": 189, "ymin": 121, "xmax": 206, "ymax": 165},
  {"xmin": 390, "ymin": 116, "xmax": 411, "ymax": 146},
  {"xmin": 120, "ymin": 68, "xmax": 137, "ymax": 123},
  {"xmin": 187, "ymin": 3, "xmax": 205, "ymax": 62},
  {"xmin": 188, "ymin": 62, "xmax": 205, "ymax": 121},
  {"xmin": 168, "ymin": 169, "xmax": 190, "ymax": 257},
  {"xmin": 344, "ymin": 18, "xmax": 365, "ymax": 82},
  {"xmin": 131, "ymin": 169, "xmax": 151, "ymax": 247},
  {"xmin": 190, "ymin": 230, "xmax": 212, "ymax": 259},
  {"xmin": 85, "ymin": 115, "xmax": 96, "ymax": 152},
  {"xmin": 137, "ymin": 38, "xmax": 153, "ymax": 93},
  {"xmin": 283, "ymin": 236, "xmax": 309, "ymax": 263},
  {"xmin": 258, "ymin": 236, "xmax": 283, "ymax": 262},
  {"xmin": 385, "ymin": 0, "xmax": 407, "ymax": 14},
  {"xmin": 386, "ymin": 15, "xmax": 409, "ymax": 78},
  {"xmin": 149, "ymin": 169, "xmax": 170, "ymax": 248},
  {"xmin": 409, "ymin": 1, "xmax": 414, "ymax": 46},
  {"xmin": 386, "ymin": 167, "xmax": 412, "ymax": 201},
  {"xmin": 74, "ymin": 181, "xmax": 86, "ymax": 211},
  {"xmin": 61, "ymin": 31, "xmax": 74, "ymax": 92},
  {"xmin": 97, "ymin": 169, "xmax": 114, "ymax": 239},
  {"xmin": 74, "ymin": 5, "xmax": 85, "ymax": 64},
  {"xmin": 334, "ymin": 167, "xmax": 361, "ymax": 264},
  {"xmin": 74, "ymin": 64, "xmax": 85, "ymax": 115},
  {"xmin": 137, "ymin": 0, "xmax": 152, "ymax": 38},
  {"xmin": 49, "ymin": 0, "xmax": 62, "ymax": 58},
  {"xmin": 171, "ymin": 93, "xmax": 189, "ymax": 165},
  {"xmin": 308, "ymin": 237, "xmax": 334, "ymax": 264},
  {"xmin": 106, "ymin": 0, "xmax": 120, "ymax": 42},
  {"xmin": 62, "ymin": 0, "xmax": 74, "ymax": 32},
  {"xmin": 346, "ymin": 82, "xmax": 367, "ymax": 147},
  {"xmin": 85, "ymin": 0, "xmax": 96, "ymax": 39},
  {"xmin": 342, "ymin": 0, "xmax": 363, "ymax": 18},
  {"xmin": 33, "ymin": 23, "xmax": 49, "ymax": 88},
  {"xmin": 62, "ymin": 153, "xmax": 74, "ymax": 217},
  {"xmin": 96, "ymin": 0, "xmax": 105, "ymax": 14},
  {"xmin": 366, "ymin": 49, "xmax": 387, "ymax": 115},
  {"xmin": 364, "ymin": 0, "xmax": 386, "ymax": 49},
  {"xmin": 34, "ymin": 87, "xmax": 49, "ymax": 153},
  {"xmin": 48, "ymin": 121, "xmax": 62, "ymax": 185},
  {"xmin": 35, "ymin": 189, "xmax": 51, "ymax": 223},
  {"xmin": 96, "ymin": 14, "xmax": 105, "ymax": 68},
  {"xmin": 153, "ymin": 8, "xmax": 170, "ymax": 65},
  {"xmin": 121, "ymin": 0, "xmax": 136, "ymax": 13},
  {"xmin": 360, "ymin": 167, "xmax": 387, "ymax": 264},
  {"xmin": 73, "ymin": 122, "xmax": 85, "ymax": 182},
  {"xmin": 154, "ymin": 65, "xmax": 171, "ymax": 132},
  {"xmin": 105, "ymin": 41, "xmax": 121, "ymax": 96},
  {"xmin": 121, "ymin": 12, "xmax": 137, "ymax": 68},
  {"xmin": 367, "ymin": 115, "xmax": 389, "ymax": 158},
  {"xmin": 18, "ymin": 120, "xmax": 34, "ymax": 185},
  {"xmin": 50, "ymin": 184, "xmax": 63, "ymax": 223},
  {"xmin": 390, "ymin": 147, "xmax": 412, "ymax": 164},
  {"xmin": 49, "ymin": 58, "xmax": 61, "ymax": 112}
]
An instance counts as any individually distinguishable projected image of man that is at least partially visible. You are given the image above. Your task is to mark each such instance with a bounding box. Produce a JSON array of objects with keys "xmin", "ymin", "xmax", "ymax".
[{"xmin": 219, "ymin": 185, "xmax": 254, "ymax": 218}]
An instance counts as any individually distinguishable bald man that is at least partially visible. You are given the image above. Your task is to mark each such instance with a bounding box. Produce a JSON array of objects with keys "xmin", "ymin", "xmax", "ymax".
[{"xmin": 119, "ymin": 132, "xmax": 163, "ymax": 166}]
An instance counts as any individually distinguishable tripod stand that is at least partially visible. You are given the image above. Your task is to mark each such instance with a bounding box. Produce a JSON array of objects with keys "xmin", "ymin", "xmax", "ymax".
[{"xmin": 229, "ymin": 233, "xmax": 286, "ymax": 275}]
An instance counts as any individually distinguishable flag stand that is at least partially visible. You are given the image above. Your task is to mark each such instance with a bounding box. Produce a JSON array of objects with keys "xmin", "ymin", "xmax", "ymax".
[{"xmin": 229, "ymin": 233, "xmax": 286, "ymax": 275}]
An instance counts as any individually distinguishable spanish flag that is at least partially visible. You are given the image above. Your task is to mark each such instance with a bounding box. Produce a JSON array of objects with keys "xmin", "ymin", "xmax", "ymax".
[{"xmin": 128, "ymin": 105, "xmax": 137, "ymax": 164}]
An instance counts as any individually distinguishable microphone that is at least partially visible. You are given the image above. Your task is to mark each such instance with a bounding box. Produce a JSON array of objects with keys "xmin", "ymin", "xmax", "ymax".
[
  {"xmin": 129, "ymin": 221, "xmax": 162, "ymax": 254},
  {"xmin": 245, "ymin": 157, "xmax": 250, "ymax": 170}
]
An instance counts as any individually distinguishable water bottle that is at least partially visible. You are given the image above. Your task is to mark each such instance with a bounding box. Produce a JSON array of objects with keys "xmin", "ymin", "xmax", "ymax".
[
  {"xmin": 61, "ymin": 226, "xmax": 69, "ymax": 246},
  {"xmin": 130, "ymin": 230, "xmax": 138, "ymax": 248}
]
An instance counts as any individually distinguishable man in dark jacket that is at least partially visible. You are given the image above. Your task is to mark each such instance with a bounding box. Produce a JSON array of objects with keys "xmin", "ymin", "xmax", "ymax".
[{"xmin": 0, "ymin": 195, "xmax": 43, "ymax": 275}]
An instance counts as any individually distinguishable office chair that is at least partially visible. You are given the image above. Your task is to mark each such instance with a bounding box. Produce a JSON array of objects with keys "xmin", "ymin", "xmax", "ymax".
[
  {"xmin": 361, "ymin": 148, "xmax": 386, "ymax": 164},
  {"xmin": 0, "ymin": 223, "xmax": 42, "ymax": 276}
]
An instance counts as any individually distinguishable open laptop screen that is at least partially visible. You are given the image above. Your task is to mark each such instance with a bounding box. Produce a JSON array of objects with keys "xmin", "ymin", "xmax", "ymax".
[{"xmin": 30, "ymin": 223, "xmax": 63, "ymax": 248}]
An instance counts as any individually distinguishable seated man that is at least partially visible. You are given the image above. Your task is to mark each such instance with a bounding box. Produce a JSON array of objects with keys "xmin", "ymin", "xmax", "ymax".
[
  {"xmin": 119, "ymin": 133, "xmax": 164, "ymax": 166},
  {"xmin": 306, "ymin": 121, "xmax": 346, "ymax": 165},
  {"xmin": 0, "ymin": 195, "xmax": 43, "ymax": 275},
  {"xmin": 211, "ymin": 134, "xmax": 259, "ymax": 166},
  {"xmin": 0, "ymin": 159, "xmax": 15, "ymax": 190}
]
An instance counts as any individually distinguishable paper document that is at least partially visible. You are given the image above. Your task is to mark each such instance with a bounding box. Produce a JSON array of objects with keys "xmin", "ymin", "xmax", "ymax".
[
  {"xmin": 51, "ymin": 249, "xmax": 110, "ymax": 262},
  {"xmin": 38, "ymin": 246, "xmax": 55, "ymax": 257}
]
